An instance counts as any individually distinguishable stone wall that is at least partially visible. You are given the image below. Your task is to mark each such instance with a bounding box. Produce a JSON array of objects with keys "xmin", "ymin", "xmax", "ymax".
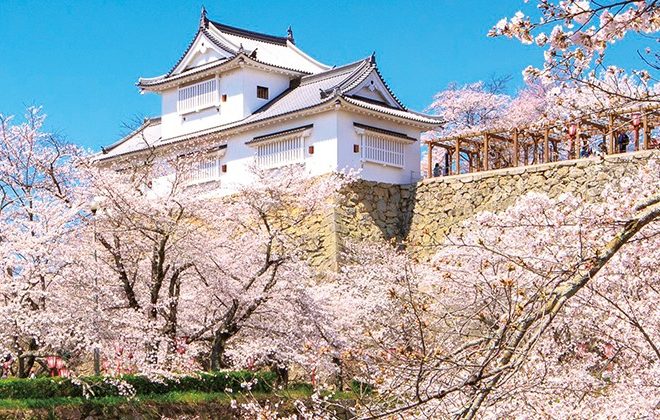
[{"xmin": 333, "ymin": 150, "xmax": 658, "ymax": 261}]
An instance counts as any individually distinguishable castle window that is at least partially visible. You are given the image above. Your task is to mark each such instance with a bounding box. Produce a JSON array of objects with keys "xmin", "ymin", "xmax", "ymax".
[
  {"xmin": 354, "ymin": 123, "xmax": 415, "ymax": 168},
  {"xmin": 177, "ymin": 78, "xmax": 219, "ymax": 115},
  {"xmin": 179, "ymin": 146, "xmax": 226, "ymax": 184},
  {"xmin": 362, "ymin": 134, "xmax": 404, "ymax": 167},
  {"xmin": 248, "ymin": 125, "xmax": 312, "ymax": 170},
  {"xmin": 256, "ymin": 136, "xmax": 304, "ymax": 169},
  {"xmin": 257, "ymin": 85, "xmax": 269, "ymax": 100}
]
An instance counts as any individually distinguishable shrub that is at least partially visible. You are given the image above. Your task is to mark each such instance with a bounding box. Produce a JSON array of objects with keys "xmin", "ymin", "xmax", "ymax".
[
  {"xmin": 0, "ymin": 371, "xmax": 276, "ymax": 400},
  {"xmin": 349, "ymin": 379, "xmax": 373, "ymax": 394}
]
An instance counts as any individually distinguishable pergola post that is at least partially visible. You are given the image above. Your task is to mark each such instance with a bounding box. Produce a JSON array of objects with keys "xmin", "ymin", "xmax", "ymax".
[
  {"xmin": 454, "ymin": 139, "xmax": 461, "ymax": 175},
  {"xmin": 482, "ymin": 134, "xmax": 489, "ymax": 171},
  {"xmin": 448, "ymin": 148, "xmax": 453, "ymax": 174},
  {"xmin": 512, "ymin": 129, "xmax": 519, "ymax": 166},
  {"xmin": 427, "ymin": 143, "xmax": 434, "ymax": 178},
  {"xmin": 608, "ymin": 114, "xmax": 616, "ymax": 154},
  {"xmin": 543, "ymin": 128, "xmax": 550, "ymax": 163},
  {"xmin": 643, "ymin": 111, "xmax": 650, "ymax": 150},
  {"xmin": 533, "ymin": 138, "xmax": 539, "ymax": 164}
]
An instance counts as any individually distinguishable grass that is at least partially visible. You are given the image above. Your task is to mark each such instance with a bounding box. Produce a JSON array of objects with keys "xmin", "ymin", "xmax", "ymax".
[{"xmin": 0, "ymin": 387, "xmax": 354, "ymax": 411}]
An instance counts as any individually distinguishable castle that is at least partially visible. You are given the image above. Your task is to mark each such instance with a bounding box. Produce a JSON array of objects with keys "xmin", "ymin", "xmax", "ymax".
[{"xmin": 97, "ymin": 8, "xmax": 440, "ymax": 188}]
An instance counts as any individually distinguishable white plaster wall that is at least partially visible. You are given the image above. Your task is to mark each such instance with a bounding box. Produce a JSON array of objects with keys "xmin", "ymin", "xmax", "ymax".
[
  {"xmin": 336, "ymin": 111, "xmax": 422, "ymax": 184},
  {"xmin": 152, "ymin": 107, "xmax": 421, "ymax": 195},
  {"xmin": 217, "ymin": 111, "xmax": 339, "ymax": 190},
  {"xmin": 160, "ymin": 87, "xmax": 223, "ymax": 138},
  {"xmin": 150, "ymin": 110, "xmax": 339, "ymax": 195},
  {"xmin": 240, "ymin": 67, "xmax": 291, "ymax": 117},
  {"xmin": 187, "ymin": 49, "xmax": 225, "ymax": 69},
  {"xmin": 159, "ymin": 67, "xmax": 292, "ymax": 139}
]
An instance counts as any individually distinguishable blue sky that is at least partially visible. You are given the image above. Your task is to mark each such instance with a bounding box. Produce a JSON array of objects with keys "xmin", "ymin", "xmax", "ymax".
[{"xmin": 0, "ymin": 1, "xmax": 650, "ymax": 150}]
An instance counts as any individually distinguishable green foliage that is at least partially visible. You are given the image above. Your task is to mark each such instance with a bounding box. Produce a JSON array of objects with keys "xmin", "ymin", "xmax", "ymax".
[
  {"xmin": 0, "ymin": 391, "xmax": 234, "ymax": 410},
  {"xmin": 0, "ymin": 370, "xmax": 276, "ymax": 400},
  {"xmin": 349, "ymin": 379, "xmax": 373, "ymax": 394}
]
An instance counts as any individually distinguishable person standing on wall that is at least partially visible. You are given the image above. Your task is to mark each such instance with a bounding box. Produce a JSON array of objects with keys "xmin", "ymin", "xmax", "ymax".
[
  {"xmin": 617, "ymin": 132, "xmax": 630, "ymax": 153},
  {"xmin": 433, "ymin": 162, "xmax": 441, "ymax": 177}
]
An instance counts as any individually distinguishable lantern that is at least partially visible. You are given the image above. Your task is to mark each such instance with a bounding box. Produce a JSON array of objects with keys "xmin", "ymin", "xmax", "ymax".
[
  {"xmin": 46, "ymin": 356, "xmax": 58, "ymax": 370},
  {"xmin": 58, "ymin": 367, "xmax": 70, "ymax": 378},
  {"xmin": 176, "ymin": 337, "xmax": 188, "ymax": 355},
  {"xmin": 55, "ymin": 357, "xmax": 65, "ymax": 371},
  {"xmin": 632, "ymin": 112, "xmax": 641, "ymax": 127},
  {"xmin": 568, "ymin": 123, "xmax": 578, "ymax": 137}
]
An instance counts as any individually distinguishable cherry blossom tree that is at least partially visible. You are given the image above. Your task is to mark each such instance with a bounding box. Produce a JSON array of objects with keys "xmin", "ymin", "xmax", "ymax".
[
  {"xmin": 0, "ymin": 108, "xmax": 94, "ymax": 377},
  {"xmin": 490, "ymin": 1, "xmax": 660, "ymax": 105},
  {"xmin": 185, "ymin": 166, "xmax": 350, "ymax": 372},
  {"xmin": 87, "ymin": 157, "xmax": 350, "ymax": 374},
  {"xmin": 313, "ymin": 158, "xmax": 659, "ymax": 418},
  {"xmin": 425, "ymin": 80, "xmax": 551, "ymax": 172},
  {"xmin": 427, "ymin": 81, "xmax": 511, "ymax": 138}
]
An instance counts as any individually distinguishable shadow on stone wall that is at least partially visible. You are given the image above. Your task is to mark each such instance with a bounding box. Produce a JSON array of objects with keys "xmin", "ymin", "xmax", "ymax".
[{"xmin": 336, "ymin": 181, "xmax": 408, "ymax": 243}]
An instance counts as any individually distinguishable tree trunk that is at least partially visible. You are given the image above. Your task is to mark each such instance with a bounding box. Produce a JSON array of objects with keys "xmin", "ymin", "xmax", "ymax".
[{"xmin": 210, "ymin": 331, "xmax": 232, "ymax": 371}]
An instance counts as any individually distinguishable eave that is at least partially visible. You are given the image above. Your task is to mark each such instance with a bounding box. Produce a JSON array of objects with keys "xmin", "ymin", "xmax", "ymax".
[
  {"xmin": 98, "ymin": 95, "xmax": 440, "ymax": 165},
  {"xmin": 137, "ymin": 53, "xmax": 310, "ymax": 92},
  {"xmin": 339, "ymin": 96, "xmax": 442, "ymax": 129}
]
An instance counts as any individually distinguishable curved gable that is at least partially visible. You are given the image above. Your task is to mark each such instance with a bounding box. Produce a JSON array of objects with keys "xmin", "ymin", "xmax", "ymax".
[{"xmin": 170, "ymin": 31, "xmax": 235, "ymax": 76}]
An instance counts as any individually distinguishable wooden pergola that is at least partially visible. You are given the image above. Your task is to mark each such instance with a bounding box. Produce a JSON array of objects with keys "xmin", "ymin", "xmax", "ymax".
[{"xmin": 425, "ymin": 105, "xmax": 660, "ymax": 178}]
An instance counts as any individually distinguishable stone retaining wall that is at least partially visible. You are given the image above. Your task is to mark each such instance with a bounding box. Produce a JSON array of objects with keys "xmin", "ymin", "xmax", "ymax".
[{"xmin": 332, "ymin": 150, "xmax": 657, "ymax": 261}]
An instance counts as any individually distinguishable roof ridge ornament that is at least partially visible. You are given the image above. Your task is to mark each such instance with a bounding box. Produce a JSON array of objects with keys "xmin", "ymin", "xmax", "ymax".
[
  {"xmin": 238, "ymin": 43, "xmax": 245, "ymax": 53},
  {"xmin": 369, "ymin": 51, "xmax": 376, "ymax": 65},
  {"xmin": 199, "ymin": 5, "xmax": 209, "ymax": 29},
  {"xmin": 319, "ymin": 86, "xmax": 342, "ymax": 99},
  {"xmin": 287, "ymin": 26, "xmax": 295, "ymax": 44}
]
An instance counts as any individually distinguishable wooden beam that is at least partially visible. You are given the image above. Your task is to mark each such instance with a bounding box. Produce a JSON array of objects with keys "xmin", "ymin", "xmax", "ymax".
[
  {"xmin": 432, "ymin": 143, "xmax": 477, "ymax": 154},
  {"xmin": 512, "ymin": 129, "xmax": 519, "ymax": 166},
  {"xmin": 643, "ymin": 112, "xmax": 651, "ymax": 150},
  {"xmin": 533, "ymin": 139, "xmax": 539, "ymax": 164},
  {"xmin": 543, "ymin": 127, "xmax": 550, "ymax": 163},
  {"xmin": 483, "ymin": 134, "xmax": 489, "ymax": 171},
  {"xmin": 580, "ymin": 119, "xmax": 608, "ymax": 131},
  {"xmin": 427, "ymin": 143, "xmax": 433, "ymax": 178},
  {"xmin": 608, "ymin": 114, "xmax": 616, "ymax": 154},
  {"xmin": 489, "ymin": 133, "xmax": 513, "ymax": 142},
  {"xmin": 455, "ymin": 139, "xmax": 461, "ymax": 175}
]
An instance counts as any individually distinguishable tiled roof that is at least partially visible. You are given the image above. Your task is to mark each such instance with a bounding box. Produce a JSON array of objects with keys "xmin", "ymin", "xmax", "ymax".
[
  {"xmin": 163, "ymin": 28, "xmax": 236, "ymax": 79},
  {"xmin": 99, "ymin": 118, "xmax": 161, "ymax": 159},
  {"xmin": 246, "ymin": 124, "xmax": 314, "ymax": 145},
  {"xmin": 138, "ymin": 14, "xmax": 330, "ymax": 89},
  {"xmin": 343, "ymin": 96, "xmax": 441, "ymax": 125},
  {"xmin": 138, "ymin": 54, "xmax": 308, "ymax": 88},
  {"xmin": 208, "ymin": 20, "xmax": 289, "ymax": 46},
  {"xmin": 353, "ymin": 122, "xmax": 417, "ymax": 142},
  {"xmin": 101, "ymin": 60, "xmax": 440, "ymax": 161}
]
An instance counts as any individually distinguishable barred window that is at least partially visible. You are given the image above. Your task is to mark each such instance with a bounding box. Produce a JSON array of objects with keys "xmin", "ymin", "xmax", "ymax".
[
  {"xmin": 179, "ymin": 148, "xmax": 225, "ymax": 184},
  {"xmin": 256, "ymin": 136, "xmax": 304, "ymax": 169},
  {"xmin": 361, "ymin": 133, "xmax": 405, "ymax": 167},
  {"xmin": 177, "ymin": 78, "xmax": 219, "ymax": 114},
  {"xmin": 257, "ymin": 85, "xmax": 269, "ymax": 100}
]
